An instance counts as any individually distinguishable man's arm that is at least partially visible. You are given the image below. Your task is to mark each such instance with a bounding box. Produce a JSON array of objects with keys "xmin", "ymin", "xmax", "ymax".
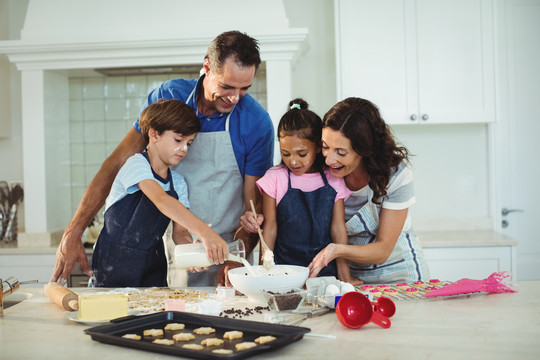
[{"xmin": 51, "ymin": 128, "xmax": 147, "ymax": 283}]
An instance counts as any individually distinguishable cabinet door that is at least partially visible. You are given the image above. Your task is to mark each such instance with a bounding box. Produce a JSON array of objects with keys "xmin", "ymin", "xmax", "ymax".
[
  {"xmin": 423, "ymin": 246, "xmax": 514, "ymax": 281},
  {"xmin": 335, "ymin": 0, "xmax": 495, "ymax": 124},
  {"xmin": 416, "ymin": 0, "xmax": 495, "ymax": 124},
  {"xmin": 336, "ymin": 0, "xmax": 418, "ymax": 124}
]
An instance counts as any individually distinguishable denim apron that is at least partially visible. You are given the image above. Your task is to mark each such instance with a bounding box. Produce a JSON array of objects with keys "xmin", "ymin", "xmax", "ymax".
[
  {"xmin": 174, "ymin": 85, "xmax": 243, "ymax": 286},
  {"xmin": 92, "ymin": 152, "xmax": 176, "ymax": 287},
  {"xmin": 345, "ymin": 187, "xmax": 429, "ymax": 283},
  {"xmin": 275, "ymin": 169, "xmax": 337, "ymax": 277}
]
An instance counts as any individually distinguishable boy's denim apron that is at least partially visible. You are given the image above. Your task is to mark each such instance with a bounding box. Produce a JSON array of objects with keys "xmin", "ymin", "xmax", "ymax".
[
  {"xmin": 345, "ymin": 188, "xmax": 429, "ymax": 283},
  {"xmin": 275, "ymin": 169, "xmax": 337, "ymax": 277},
  {"xmin": 92, "ymin": 152, "xmax": 176, "ymax": 287}
]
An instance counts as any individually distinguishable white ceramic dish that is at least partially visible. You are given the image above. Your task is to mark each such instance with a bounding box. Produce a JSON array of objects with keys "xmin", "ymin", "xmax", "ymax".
[
  {"xmin": 228, "ymin": 264, "xmax": 309, "ymax": 302},
  {"xmin": 67, "ymin": 309, "xmax": 138, "ymax": 325}
]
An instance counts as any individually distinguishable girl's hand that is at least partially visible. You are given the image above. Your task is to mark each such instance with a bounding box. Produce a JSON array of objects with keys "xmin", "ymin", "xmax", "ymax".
[
  {"xmin": 308, "ymin": 243, "xmax": 338, "ymax": 278},
  {"xmin": 240, "ymin": 211, "xmax": 264, "ymax": 234}
]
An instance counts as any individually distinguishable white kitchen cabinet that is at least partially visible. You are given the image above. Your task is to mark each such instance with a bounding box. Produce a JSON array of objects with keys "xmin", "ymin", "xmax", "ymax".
[
  {"xmin": 423, "ymin": 246, "xmax": 515, "ymax": 282},
  {"xmin": 335, "ymin": 0, "xmax": 495, "ymax": 124},
  {"xmin": 0, "ymin": 254, "xmax": 56, "ymax": 287}
]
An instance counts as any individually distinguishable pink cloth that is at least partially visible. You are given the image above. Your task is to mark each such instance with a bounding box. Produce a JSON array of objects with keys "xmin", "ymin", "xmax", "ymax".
[
  {"xmin": 422, "ymin": 271, "xmax": 518, "ymax": 297},
  {"xmin": 256, "ymin": 165, "xmax": 351, "ymax": 205}
]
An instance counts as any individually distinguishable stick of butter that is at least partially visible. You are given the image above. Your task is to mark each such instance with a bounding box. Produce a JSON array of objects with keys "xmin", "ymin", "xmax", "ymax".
[{"xmin": 78, "ymin": 293, "xmax": 128, "ymax": 321}]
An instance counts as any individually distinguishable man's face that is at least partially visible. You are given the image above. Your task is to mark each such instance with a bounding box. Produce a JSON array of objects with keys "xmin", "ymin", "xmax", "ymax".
[{"xmin": 202, "ymin": 57, "xmax": 255, "ymax": 114}]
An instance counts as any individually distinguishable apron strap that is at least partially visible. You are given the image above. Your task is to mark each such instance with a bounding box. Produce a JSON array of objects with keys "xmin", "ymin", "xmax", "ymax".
[{"xmin": 186, "ymin": 78, "xmax": 235, "ymax": 131}]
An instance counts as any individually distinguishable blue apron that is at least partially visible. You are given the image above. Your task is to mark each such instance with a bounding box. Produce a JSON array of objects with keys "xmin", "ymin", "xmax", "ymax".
[
  {"xmin": 92, "ymin": 152, "xmax": 177, "ymax": 287},
  {"xmin": 345, "ymin": 187, "xmax": 429, "ymax": 283},
  {"xmin": 274, "ymin": 169, "xmax": 337, "ymax": 277}
]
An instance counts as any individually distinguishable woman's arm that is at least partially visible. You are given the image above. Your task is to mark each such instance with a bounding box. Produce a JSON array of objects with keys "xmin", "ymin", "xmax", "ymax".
[
  {"xmin": 261, "ymin": 192, "xmax": 277, "ymax": 250},
  {"xmin": 138, "ymin": 179, "xmax": 228, "ymax": 264},
  {"xmin": 329, "ymin": 199, "xmax": 358, "ymax": 284},
  {"xmin": 309, "ymin": 208, "xmax": 408, "ymax": 277}
]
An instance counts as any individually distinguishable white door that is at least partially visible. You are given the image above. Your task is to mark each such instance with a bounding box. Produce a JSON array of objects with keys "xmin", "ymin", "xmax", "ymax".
[{"xmin": 496, "ymin": 0, "xmax": 540, "ymax": 280}]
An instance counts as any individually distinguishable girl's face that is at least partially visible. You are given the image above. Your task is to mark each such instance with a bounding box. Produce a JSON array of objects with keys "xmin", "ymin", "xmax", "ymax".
[
  {"xmin": 279, "ymin": 133, "xmax": 319, "ymax": 176},
  {"xmin": 153, "ymin": 130, "xmax": 196, "ymax": 167},
  {"xmin": 321, "ymin": 128, "xmax": 362, "ymax": 178}
]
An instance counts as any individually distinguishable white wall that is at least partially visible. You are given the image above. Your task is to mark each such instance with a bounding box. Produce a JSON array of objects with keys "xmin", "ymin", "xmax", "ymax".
[{"xmin": 284, "ymin": 0, "xmax": 337, "ymax": 116}]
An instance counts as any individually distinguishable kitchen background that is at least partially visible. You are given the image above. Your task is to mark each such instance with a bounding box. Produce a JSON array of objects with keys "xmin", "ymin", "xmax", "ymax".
[{"xmin": 0, "ymin": 0, "xmax": 538, "ymax": 282}]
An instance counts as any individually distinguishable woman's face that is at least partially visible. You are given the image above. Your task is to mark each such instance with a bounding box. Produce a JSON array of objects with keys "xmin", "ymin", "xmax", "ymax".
[
  {"xmin": 279, "ymin": 133, "xmax": 319, "ymax": 176},
  {"xmin": 321, "ymin": 128, "xmax": 362, "ymax": 178}
]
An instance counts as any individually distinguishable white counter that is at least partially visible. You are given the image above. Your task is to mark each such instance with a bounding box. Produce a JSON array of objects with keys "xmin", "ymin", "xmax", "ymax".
[{"xmin": 1, "ymin": 283, "xmax": 539, "ymax": 360}]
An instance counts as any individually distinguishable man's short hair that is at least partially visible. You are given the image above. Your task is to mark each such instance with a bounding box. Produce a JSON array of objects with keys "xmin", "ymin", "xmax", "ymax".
[{"xmin": 205, "ymin": 30, "xmax": 261, "ymax": 73}]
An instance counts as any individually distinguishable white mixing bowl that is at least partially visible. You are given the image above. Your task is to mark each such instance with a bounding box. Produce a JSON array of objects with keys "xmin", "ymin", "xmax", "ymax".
[{"xmin": 228, "ymin": 264, "xmax": 309, "ymax": 302}]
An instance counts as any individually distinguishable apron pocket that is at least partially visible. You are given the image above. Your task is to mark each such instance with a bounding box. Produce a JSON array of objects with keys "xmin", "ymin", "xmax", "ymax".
[{"xmin": 96, "ymin": 241, "xmax": 150, "ymax": 287}]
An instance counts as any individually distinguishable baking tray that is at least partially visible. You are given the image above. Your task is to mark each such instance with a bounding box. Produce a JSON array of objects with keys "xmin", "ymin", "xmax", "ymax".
[{"xmin": 84, "ymin": 311, "xmax": 310, "ymax": 359}]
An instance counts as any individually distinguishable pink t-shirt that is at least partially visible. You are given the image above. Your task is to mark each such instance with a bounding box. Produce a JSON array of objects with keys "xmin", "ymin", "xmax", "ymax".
[{"xmin": 256, "ymin": 165, "xmax": 352, "ymax": 206}]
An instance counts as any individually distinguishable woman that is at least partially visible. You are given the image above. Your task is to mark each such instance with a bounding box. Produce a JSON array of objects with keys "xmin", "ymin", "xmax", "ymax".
[{"xmin": 307, "ymin": 97, "xmax": 429, "ymax": 284}]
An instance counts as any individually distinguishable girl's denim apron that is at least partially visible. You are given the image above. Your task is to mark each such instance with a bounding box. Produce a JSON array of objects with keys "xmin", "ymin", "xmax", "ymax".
[
  {"xmin": 345, "ymin": 188, "xmax": 429, "ymax": 283},
  {"xmin": 275, "ymin": 169, "xmax": 337, "ymax": 277},
  {"xmin": 92, "ymin": 152, "xmax": 176, "ymax": 287}
]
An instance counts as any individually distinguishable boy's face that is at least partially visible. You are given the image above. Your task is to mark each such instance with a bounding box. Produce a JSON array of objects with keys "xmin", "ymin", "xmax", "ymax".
[{"xmin": 155, "ymin": 130, "xmax": 197, "ymax": 167}]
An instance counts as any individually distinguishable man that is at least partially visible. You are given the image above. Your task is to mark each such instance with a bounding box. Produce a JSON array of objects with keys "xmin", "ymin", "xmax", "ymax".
[{"xmin": 51, "ymin": 30, "xmax": 274, "ymax": 286}]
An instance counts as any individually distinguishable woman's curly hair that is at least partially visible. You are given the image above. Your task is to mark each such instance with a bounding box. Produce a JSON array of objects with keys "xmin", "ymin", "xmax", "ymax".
[{"xmin": 323, "ymin": 97, "xmax": 410, "ymax": 203}]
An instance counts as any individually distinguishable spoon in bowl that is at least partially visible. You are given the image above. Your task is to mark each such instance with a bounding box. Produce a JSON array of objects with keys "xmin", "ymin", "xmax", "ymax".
[{"xmin": 249, "ymin": 200, "xmax": 274, "ymax": 270}]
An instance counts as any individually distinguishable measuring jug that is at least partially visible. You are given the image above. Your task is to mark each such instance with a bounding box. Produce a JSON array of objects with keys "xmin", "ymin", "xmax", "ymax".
[{"xmin": 174, "ymin": 239, "xmax": 246, "ymax": 268}]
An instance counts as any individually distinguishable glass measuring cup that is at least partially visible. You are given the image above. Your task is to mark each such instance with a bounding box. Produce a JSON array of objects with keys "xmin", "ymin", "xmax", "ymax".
[{"xmin": 174, "ymin": 239, "xmax": 246, "ymax": 268}]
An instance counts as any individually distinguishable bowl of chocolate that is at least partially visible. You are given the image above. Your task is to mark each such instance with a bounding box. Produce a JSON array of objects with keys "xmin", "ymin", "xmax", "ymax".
[
  {"xmin": 228, "ymin": 265, "xmax": 309, "ymax": 303},
  {"xmin": 262, "ymin": 287, "xmax": 306, "ymax": 311}
]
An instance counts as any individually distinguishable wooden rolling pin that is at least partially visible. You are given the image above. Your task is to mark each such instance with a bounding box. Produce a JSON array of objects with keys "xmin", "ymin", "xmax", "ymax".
[{"xmin": 43, "ymin": 282, "xmax": 79, "ymax": 311}]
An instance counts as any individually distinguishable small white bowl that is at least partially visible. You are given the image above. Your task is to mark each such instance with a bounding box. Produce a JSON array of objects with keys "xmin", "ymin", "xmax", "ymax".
[{"xmin": 228, "ymin": 265, "xmax": 309, "ymax": 302}]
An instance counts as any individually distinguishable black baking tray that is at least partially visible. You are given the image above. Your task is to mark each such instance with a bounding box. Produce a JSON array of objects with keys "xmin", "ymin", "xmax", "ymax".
[{"xmin": 84, "ymin": 311, "xmax": 310, "ymax": 359}]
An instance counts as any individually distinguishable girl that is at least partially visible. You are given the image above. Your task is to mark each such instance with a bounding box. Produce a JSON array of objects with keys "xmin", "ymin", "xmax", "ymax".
[
  {"xmin": 92, "ymin": 99, "xmax": 228, "ymax": 287},
  {"xmin": 255, "ymin": 99, "xmax": 352, "ymax": 279}
]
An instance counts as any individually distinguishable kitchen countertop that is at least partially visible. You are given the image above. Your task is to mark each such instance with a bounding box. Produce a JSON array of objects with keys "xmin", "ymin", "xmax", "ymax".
[{"xmin": 1, "ymin": 283, "xmax": 539, "ymax": 359}]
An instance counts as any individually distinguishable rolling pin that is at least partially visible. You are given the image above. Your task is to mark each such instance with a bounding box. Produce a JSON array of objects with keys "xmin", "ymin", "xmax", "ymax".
[{"xmin": 43, "ymin": 282, "xmax": 79, "ymax": 311}]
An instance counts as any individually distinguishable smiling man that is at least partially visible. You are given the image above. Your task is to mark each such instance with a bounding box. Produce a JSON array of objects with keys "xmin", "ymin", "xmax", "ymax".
[{"xmin": 52, "ymin": 31, "xmax": 274, "ymax": 287}]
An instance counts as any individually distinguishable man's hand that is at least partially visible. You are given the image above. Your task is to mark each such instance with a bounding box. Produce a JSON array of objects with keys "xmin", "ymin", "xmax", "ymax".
[
  {"xmin": 216, "ymin": 261, "xmax": 243, "ymax": 287},
  {"xmin": 51, "ymin": 230, "xmax": 93, "ymax": 285}
]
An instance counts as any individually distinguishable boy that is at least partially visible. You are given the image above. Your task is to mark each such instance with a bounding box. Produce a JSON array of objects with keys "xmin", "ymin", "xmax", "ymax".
[{"xmin": 91, "ymin": 99, "xmax": 228, "ymax": 287}]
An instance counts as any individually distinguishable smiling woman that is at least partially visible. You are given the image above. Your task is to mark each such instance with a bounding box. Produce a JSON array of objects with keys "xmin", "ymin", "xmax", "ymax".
[{"xmin": 308, "ymin": 97, "xmax": 430, "ymax": 284}]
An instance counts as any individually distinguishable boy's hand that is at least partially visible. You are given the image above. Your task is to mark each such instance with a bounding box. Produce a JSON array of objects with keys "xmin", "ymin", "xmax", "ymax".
[{"xmin": 201, "ymin": 234, "xmax": 229, "ymax": 265}]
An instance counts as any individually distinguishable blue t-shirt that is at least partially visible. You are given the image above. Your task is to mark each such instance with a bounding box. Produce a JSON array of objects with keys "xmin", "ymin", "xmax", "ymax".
[
  {"xmin": 105, "ymin": 153, "xmax": 189, "ymax": 212},
  {"xmin": 133, "ymin": 75, "xmax": 274, "ymax": 178}
]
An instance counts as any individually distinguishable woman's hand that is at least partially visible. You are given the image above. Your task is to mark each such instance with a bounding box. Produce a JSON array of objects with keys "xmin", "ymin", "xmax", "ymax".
[
  {"xmin": 240, "ymin": 211, "xmax": 264, "ymax": 234},
  {"xmin": 308, "ymin": 243, "xmax": 338, "ymax": 278}
]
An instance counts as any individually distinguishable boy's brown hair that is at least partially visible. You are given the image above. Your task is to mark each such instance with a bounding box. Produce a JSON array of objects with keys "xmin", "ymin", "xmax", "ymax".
[{"xmin": 139, "ymin": 99, "xmax": 200, "ymax": 142}]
